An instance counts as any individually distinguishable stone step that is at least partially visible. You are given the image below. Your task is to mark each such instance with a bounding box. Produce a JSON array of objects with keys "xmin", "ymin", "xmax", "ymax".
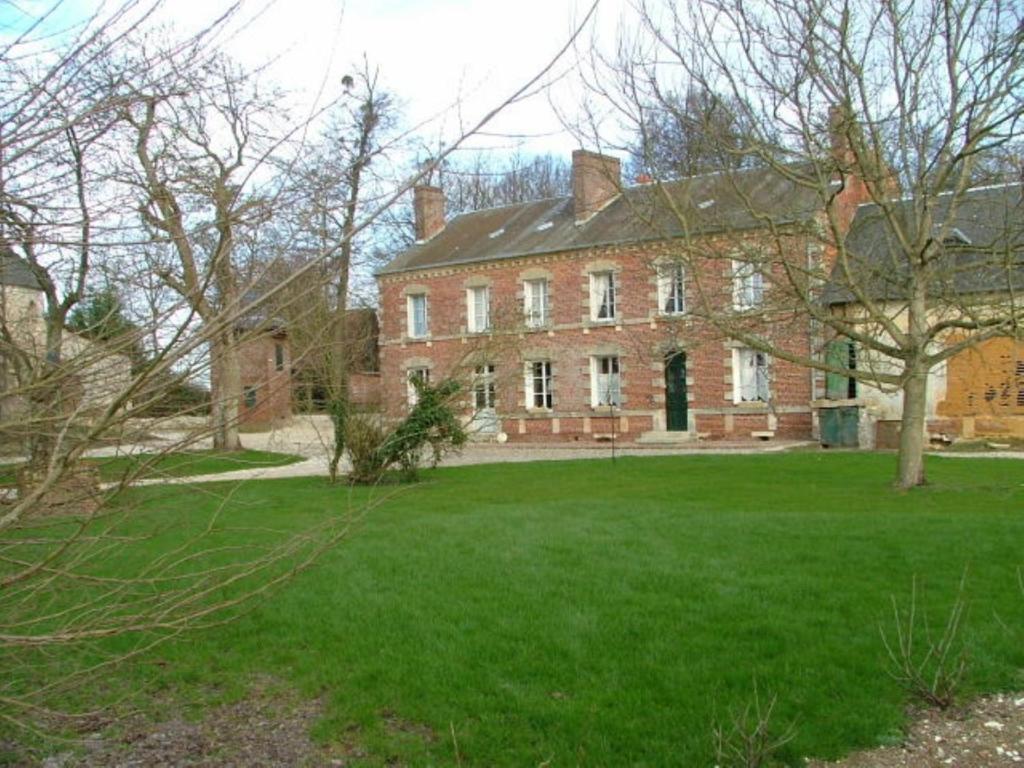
[{"xmin": 636, "ymin": 430, "xmax": 695, "ymax": 445}]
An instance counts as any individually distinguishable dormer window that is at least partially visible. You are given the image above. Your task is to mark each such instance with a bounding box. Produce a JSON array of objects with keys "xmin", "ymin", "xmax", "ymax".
[{"xmin": 938, "ymin": 225, "xmax": 972, "ymax": 246}]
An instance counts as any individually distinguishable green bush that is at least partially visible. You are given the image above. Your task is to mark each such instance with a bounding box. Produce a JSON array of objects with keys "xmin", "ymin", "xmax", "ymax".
[
  {"xmin": 344, "ymin": 378, "xmax": 466, "ymax": 485},
  {"xmin": 346, "ymin": 415, "xmax": 390, "ymax": 485}
]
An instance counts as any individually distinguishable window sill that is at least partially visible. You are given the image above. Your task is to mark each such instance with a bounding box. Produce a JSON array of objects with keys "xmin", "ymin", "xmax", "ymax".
[{"xmin": 733, "ymin": 400, "xmax": 770, "ymax": 409}]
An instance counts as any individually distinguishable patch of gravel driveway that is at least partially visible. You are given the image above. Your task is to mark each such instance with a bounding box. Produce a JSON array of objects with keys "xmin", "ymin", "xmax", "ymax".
[{"xmin": 808, "ymin": 692, "xmax": 1024, "ymax": 767}]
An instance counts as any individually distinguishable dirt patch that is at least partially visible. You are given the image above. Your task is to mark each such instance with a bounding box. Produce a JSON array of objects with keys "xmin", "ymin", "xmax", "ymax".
[
  {"xmin": 31, "ymin": 687, "xmax": 337, "ymax": 768},
  {"xmin": 20, "ymin": 687, "xmax": 1023, "ymax": 766},
  {"xmin": 379, "ymin": 710, "xmax": 435, "ymax": 744},
  {"xmin": 808, "ymin": 692, "xmax": 1024, "ymax": 767}
]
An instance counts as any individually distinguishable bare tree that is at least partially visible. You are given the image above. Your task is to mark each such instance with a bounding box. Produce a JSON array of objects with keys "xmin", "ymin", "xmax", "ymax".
[
  {"xmin": 270, "ymin": 62, "xmax": 403, "ymax": 481},
  {"xmin": 626, "ymin": 85, "xmax": 774, "ymax": 179},
  {"xmin": 439, "ymin": 152, "xmax": 572, "ymax": 215},
  {"xmin": 0, "ymin": 0, "xmax": 602, "ymax": 737},
  {"xmin": 576, "ymin": 0, "xmax": 1024, "ymax": 488},
  {"xmin": 116, "ymin": 47, "xmax": 289, "ymax": 451}
]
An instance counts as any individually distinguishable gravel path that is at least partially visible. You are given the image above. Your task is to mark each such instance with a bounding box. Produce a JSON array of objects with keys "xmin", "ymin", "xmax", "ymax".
[
  {"xmin": 4, "ymin": 414, "xmax": 1020, "ymax": 487},
  {"xmin": 109, "ymin": 414, "xmax": 817, "ymax": 486}
]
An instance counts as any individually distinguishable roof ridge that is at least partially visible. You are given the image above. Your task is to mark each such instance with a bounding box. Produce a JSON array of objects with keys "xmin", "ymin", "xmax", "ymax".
[
  {"xmin": 855, "ymin": 180, "xmax": 1024, "ymax": 211},
  {"xmin": 446, "ymin": 194, "xmax": 569, "ymax": 220}
]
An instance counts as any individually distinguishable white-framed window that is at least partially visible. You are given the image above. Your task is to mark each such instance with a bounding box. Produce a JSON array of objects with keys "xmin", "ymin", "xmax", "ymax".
[
  {"xmin": 466, "ymin": 286, "xmax": 490, "ymax": 333},
  {"xmin": 473, "ymin": 364, "xmax": 496, "ymax": 410},
  {"xmin": 591, "ymin": 356, "xmax": 622, "ymax": 407},
  {"xmin": 525, "ymin": 361, "xmax": 553, "ymax": 409},
  {"xmin": 407, "ymin": 366, "xmax": 430, "ymax": 406},
  {"xmin": 732, "ymin": 259, "xmax": 764, "ymax": 310},
  {"xmin": 524, "ymin": 278, "xmax": 550, "ymax": 328},
  {"xmin": 590, "ymin": 271, "xmax": 617, "ymax": 321},
  {"xmin": 733, "ymin": 349, "xmax": 770, "ymax": 403},
  {"xmin": 406, "ymin": 293, "xmax": 429, "ymax": 338},
  {"xmin": 657, "ymin": 262, "xmax": 686, "ymax": 315}
]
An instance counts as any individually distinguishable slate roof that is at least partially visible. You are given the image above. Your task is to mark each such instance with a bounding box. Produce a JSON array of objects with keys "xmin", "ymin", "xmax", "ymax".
[
  {"xmin": 824, "ymin": 183, "xmax": 1024, "ymax": 305},
  {"xmin": 378, "ymin": 164, "xmax": 828, "ymax": 276},
  {"xmin": 0, "ymin": 248, "xmax": 43, "ymax": 290}
]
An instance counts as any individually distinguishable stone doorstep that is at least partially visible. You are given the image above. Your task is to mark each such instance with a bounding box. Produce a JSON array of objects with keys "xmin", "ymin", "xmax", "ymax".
[
  {"xmin": 751, "ymin": 430, "xmax": 776, "ymax": 440},
  {"xmin": 635, "ymin": 430, "xmax": 698, "ymax": 445}
]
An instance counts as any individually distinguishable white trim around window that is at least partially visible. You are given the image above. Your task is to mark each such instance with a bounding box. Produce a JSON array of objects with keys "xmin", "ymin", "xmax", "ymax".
[
  {"xmin": 406, "ymin": 293, "xmax": 429, "ymax": 338},
  {"xmin": 525, "ymin": 360, "xmax": 553, "ymax": 409},
  {"xmin": 657, "ymin": 262, "xmax": 686, "ymax": 315},
  {"xmin": 473, "ymin": 364, "xmax": 496, "ymax": 410},
  {"xmin": 466, "ymin": 285, "xmax": 490, "ymax": 333},
  {"xmin": 524, "ymin": 278, "xmax": 550, "ymax": 328},
  {"xmin": 407, "ymin": 366, "xmax": 430, "ymax": 406},
  {"xmin": 589, "ymin": 271, "xmax": 617, "ymax": 321},
  {"xmin": 732, "ymin": 348, "xmax": 770, "ymax": 403},
  {"xmin": 732, "ymin": 259, "xmax": 764, "ymax": 311},
  {"xmin": 590, "ymin": 355, "xmax": 622, "ymax": 407}
]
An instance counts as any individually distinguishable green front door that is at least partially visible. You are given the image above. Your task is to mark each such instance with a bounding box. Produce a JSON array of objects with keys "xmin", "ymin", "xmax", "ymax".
[{"xmin": 665, "ymin": 352, "xmax": 688, "ymax": 431}]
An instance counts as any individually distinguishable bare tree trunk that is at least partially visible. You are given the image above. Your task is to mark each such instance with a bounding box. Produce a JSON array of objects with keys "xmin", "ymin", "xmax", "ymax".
[
  {"xmin": 896, "ymin": 356, "xmax": 930, "ymax": 489},
  {"xmin": 210, "ymin": 332, "xmax": 242, "ymax": 452}
]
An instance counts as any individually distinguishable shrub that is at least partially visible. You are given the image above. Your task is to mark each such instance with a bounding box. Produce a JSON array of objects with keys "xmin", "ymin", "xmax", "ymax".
[
  {"xmin": 346, "ymin": 415, "xmax": 390, "ymax": 485},
  {"xmin": 880, "ymin": 576, "xmax": 969, "ymax": 710},
  {"xmin": 712, "ymin": 684, "xmax": 795, "ymax": 768},
  {"xmin": 344, "ymin": 378, "xmax": 466, "ymax": 485}
]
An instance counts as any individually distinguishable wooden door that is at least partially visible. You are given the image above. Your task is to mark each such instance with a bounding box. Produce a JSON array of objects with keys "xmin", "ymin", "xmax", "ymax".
[{"xmin": 665, "ymin": 353, "xmax": 688, "ymax": 431}]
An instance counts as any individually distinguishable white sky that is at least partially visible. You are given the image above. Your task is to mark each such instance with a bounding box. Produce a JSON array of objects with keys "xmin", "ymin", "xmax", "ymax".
[
  {"xmin": 208, "ymin": 0, "xmax": 628, "ymax": 158},
  {"xmin": 0, "ymin": 0, "xmax": 637, "ymax": 162}
]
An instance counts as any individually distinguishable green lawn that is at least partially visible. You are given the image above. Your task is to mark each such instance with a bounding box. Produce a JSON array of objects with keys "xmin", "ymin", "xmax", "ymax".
[
  {"xmin": 0, "ymin": 449, "xmax": 302, "ymax": 485},
  {"xmin": 11, "ymin": 453, "xmax": 1024, "ymax": 765}
]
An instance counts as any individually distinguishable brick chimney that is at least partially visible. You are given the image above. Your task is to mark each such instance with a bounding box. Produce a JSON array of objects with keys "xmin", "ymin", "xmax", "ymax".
[
  {"xmin": 572, "ymin": 149, "xmax": 621, "ymax": 225},
  {"xmin": 828, "ymin": 104, "xmax": 855, "ymax": 171},
  {"xmin": 413, "ymin": 185, "xmax": 445, "ymax": 241},
  {"xmin": 828, "ymin": 104, "xmax": 873, "ymax": 236}
]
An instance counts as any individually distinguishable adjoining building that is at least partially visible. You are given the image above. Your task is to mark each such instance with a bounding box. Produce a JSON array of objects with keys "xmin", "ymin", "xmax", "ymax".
[
  {"xmin": 822, "ymin": 183, "xmax": 1024, "ymax": 444},
  {"xmin": 1, "ymin": 249, "xmax": 132, "ymax": 430}
]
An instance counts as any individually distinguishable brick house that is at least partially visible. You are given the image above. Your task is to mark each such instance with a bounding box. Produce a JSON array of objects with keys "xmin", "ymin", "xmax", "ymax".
[
  {"xmin": 376, "ymin": 150, "xmax": 869, "ymax": 443},
  {"xmin": 237, "ymin": 320, "xmax": 292, "ymax": 427}
]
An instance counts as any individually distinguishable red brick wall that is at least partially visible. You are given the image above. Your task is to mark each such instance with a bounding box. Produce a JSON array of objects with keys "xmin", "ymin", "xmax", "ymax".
[
  {"xmin": 378, "ymin": 239, "xmax": 815, "ymax": 442},
  {"xmin": 238, "ymin": 333, "xmax": 292, "ymax": 426},
  {"xmin": 349, "ymin": 372, "xmax": 382, "ymax": 410}
]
